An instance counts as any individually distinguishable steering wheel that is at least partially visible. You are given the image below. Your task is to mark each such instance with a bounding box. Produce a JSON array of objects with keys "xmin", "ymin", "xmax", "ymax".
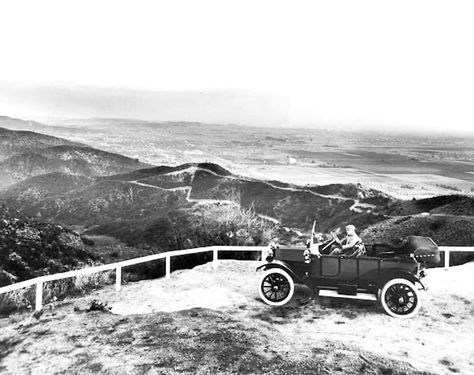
[
  {"xmin": 320, "ymin": 232, "xmax": 339, "ymax": 254},
  {"xmin": 331, "ymin": 232, "xmax": 341, "ymax": 245}
]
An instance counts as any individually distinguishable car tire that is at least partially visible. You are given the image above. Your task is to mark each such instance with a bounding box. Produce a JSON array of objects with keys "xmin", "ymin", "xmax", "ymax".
[
  {"xmin": 259, "ymin": 268, "xmax": 295, "ymax": 306},
  {"xmin": 380, "ymin": 278, "xmax": 421, "ymax": 318}
]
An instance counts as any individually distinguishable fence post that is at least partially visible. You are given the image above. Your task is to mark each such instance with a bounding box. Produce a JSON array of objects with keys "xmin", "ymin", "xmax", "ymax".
[
  {"xmin": 115, "ymin": 266, "xmax": 122, "ymax": 291},
  {"xmin": 35, "ymin": 279, "xmax": 43, "ymax": 311},
  {"xmin": 444, "ymin": 250, "xmax": 450, "ymax": 270},
  {"xmin": 166, "ymin": 255, "xmax": 171, "ymax": 279},
  {"xmin": 213, "ymin": 248, "xmax": 219, "ymax": 270}
]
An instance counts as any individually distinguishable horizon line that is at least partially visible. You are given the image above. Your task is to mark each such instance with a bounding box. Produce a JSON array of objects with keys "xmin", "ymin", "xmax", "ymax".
[{"xmin": 1, "ymin": 113, "xmax": 474, "ymax": 140}]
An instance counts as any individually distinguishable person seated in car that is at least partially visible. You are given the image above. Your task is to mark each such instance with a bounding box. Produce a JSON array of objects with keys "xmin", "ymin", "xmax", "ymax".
[{"xmin": 330, "ymin": 225, "xmax": 366, "ymax": 257}]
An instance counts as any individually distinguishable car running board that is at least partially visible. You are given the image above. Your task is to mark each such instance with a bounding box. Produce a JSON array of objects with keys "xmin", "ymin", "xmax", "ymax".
[{"xmin": 319, "ymin": 289, "xmax": 378, "ymax": 301}]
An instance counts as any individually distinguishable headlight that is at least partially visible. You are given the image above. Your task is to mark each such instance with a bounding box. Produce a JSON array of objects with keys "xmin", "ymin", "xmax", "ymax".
[{"xmin": 264, "ymin": 243, "xmax": 277, "ymax": 262}]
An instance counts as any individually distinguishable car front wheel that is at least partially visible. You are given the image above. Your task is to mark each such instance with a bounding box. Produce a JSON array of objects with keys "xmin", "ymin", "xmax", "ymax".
[
  {"xmin": 259, "ymin": 268, "xmax": 295, "ymax": 306},
  {"xmin": 380, "ymin": 278, "xmax": 421, "ymax": 318}
]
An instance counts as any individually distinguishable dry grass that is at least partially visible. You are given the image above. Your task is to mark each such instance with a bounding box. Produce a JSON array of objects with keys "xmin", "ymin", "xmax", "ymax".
[
  {"xmin": 0, "ymin": 286, "xmax": 36, "ymax": 313},
  {"xmin": 199, "ymin": 204, "xmax": 277, "ymax": 246},
  {"xmin": 0, "ymin": 268, "xmax": 114, "ymax": 315}
]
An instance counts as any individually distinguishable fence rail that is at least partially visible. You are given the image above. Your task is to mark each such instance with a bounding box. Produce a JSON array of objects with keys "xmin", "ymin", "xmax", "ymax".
[
  {"xmin": 0, "ymin": 245, "xmax": 473, "ymax": 312},
  {"xmin": 438, "ymin": 246, "xmax": 474, "ymax": 271},
  {"xmin": 0, "ymin": 246, "xmax": 266, "ymax": 311}
]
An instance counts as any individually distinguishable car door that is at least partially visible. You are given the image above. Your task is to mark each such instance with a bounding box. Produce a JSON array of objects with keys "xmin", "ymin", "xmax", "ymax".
[{"xmin": 312, "ymin": 255, "xmax": 340, "ymax": 277}]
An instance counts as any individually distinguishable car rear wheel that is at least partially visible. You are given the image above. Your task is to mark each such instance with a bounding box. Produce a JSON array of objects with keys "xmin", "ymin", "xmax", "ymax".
[
  {"xmin": 380, "ymin": 278, "xmax": 420, "ymax": 318},
  {"xmin": 259, "ymin": 268, "xmax": 295, "ymax": 306}
]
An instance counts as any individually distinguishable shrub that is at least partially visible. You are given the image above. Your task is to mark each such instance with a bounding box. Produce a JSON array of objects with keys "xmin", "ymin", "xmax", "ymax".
[{"xmin": 195, "ymin": 205, "xmax": 277, "ymax": 247}]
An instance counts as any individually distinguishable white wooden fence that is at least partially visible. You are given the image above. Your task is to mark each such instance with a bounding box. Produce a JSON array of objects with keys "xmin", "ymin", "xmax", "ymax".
[
  {"xmin": 438, "ymin": 246, "xmax": 474, "ymax": 271},
  {"xmin": 0, "ymin": 245, "xmax": 473, "ymax": 312},
  {"xmin": 0, "ymin": 246, "xmax": 266, "ymax": 312}
]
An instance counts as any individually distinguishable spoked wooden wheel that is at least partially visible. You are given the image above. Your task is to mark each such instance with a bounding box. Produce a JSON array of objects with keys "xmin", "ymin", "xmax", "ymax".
[
  {"xmin": 380, "ymin": 278, "xmax": 420, "ymax": 318},
  {"xmin": 259, "ymin": 268, "xmax": 294, "ymax": 306}
]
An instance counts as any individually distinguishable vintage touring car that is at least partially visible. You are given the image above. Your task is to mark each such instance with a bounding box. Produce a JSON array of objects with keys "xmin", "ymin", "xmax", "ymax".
[{"xmin": 257, "ymin": 226, "xmax": 440, "ymax": 318}]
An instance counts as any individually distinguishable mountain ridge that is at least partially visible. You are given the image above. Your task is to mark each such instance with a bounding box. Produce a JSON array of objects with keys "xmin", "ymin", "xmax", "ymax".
[{"xmin": 0, "ymin": 127, "xmax": 149, "ymax": 188}]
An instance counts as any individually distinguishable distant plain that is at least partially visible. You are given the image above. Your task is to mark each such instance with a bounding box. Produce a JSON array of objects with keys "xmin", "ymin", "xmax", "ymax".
[{"xmin": 19, "ymin": 118, "xmax": 474, "ymax": 199}]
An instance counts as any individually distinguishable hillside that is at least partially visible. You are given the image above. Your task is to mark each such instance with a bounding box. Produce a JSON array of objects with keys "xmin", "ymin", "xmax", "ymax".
[
  {"xmin": 0, "ymin": 127, "xmax": 148, "ymax": 188},
  {"xmin": 0, "ymin": 162, "xmax": 394, "ymax": 251},
  {"xmin": 0, "ymin": 116, "xmax": 57, "ymax": 133},
  {"xmin": 0, "ymin": 126, "xmax": 81, "ymax": 161},
  {"xmin": 0, "ymin": 173, "xmax": 94, "ymax": 209},
  {"xmin": 381, "ymin": 194, "xmax": 474, "ymax": 216},
  {"xmin": 360, "ymin": 214, "xmax": 474, "ymax": 246},
  {"xmin": 1, "ymin": 153, "xmax": 473, "ymax": 256},
  {"xmin": 106, "ymin": 163, "xmax": 390, "ymax": 231},
  {"xmin": 0, "ymin": 115, "xmax": 90, "ymax": 134},
  {"xmin": 0, "ymin": 146, "xmax": 146, "ymax": 188},
  {"xmin": 1, "ymin": 260, "xmax": 473, "ymax": 374},
  {"xmin": 431, "ymin": 196, "xmax": 474, "ymax": 216},
  {"xmin": 0, "ymin": 206, "xmax": 95, "ymax": 287},
  {"xmin": 35, "ymin": 179, "xmax": 191, "ymax": 226}
]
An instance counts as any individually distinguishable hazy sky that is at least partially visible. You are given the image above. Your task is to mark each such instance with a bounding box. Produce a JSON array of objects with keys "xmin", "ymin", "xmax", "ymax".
[{"xmin": 0, "ymin": 0, "xmax": 473, "ymax": 134}]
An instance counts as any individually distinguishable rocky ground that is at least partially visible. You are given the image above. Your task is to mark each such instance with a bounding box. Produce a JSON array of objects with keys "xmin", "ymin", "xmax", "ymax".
[{"xmin": 1, "ymin": 260, "xmax": 473, "ymax": 374}]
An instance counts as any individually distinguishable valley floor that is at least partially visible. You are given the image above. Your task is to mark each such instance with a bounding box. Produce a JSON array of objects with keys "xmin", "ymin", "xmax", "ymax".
[
  {"xmin": 244, "ymin": 164, "xmax": 474, "ymax": 200},
  {"xmin": 1, "ymin": 261, "xmax": 473, "ymax": 374}
]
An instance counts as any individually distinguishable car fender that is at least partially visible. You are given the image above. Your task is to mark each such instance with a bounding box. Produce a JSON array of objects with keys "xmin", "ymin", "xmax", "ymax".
[
  {"xmin": 256, "ymin": 260, "xmax": 301, "ymax": 283},
  {"xmin": 378, "ymin": 271, "xmax": 425, "ymax": 290}
]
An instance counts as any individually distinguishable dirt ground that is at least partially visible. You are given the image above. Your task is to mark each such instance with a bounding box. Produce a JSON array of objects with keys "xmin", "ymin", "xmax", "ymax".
[{"xmin": 1, "ymin": 260, "xmax": 473, "ymax": 374}]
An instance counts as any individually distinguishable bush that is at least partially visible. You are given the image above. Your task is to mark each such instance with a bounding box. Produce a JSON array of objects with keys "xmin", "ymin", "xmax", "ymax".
[{"xmin": 194, "ymin": 205, "xmax": 277, "ymax": 247}]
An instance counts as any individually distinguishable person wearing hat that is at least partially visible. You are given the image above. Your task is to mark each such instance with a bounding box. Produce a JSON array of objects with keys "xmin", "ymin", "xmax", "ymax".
[{"xmin": 330, "ymin": 225, "xmax": 366, "ymax": 257}]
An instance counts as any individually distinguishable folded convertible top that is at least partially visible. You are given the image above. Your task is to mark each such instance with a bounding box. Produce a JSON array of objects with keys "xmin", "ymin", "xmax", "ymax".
[{"xmin": 405, "ymin": 236, "xmax": 440, "ymax": 265}]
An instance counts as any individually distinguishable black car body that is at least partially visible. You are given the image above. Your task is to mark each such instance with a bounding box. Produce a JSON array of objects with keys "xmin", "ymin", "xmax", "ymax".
[{"xmin": 257, "ymin": 235, "xmax": 440, "ymax": 318}]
